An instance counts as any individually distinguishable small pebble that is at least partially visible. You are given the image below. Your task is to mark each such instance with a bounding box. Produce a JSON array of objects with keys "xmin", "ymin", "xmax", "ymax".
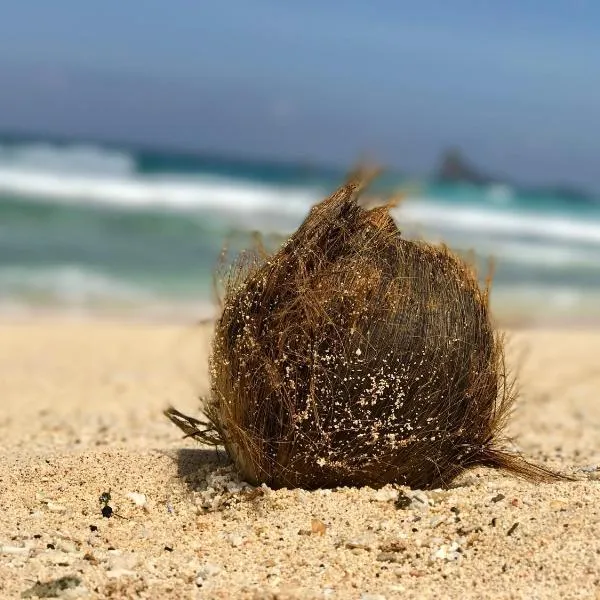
[
  {"xmin": 106, "ymin": 569, "xmax": 136, "ymax": 579},
  {"xmin": 228, "ymin": 534, "xmax": 244, "ymax": 548},
  {"xmin": 311, "ymin": 519, "xmax": 327, "ymax": 536},
  {"xmin": 409, "ymin": 492, "xmax": 430, "ymax": 512},
  {"xmin": 46, "ymin": 501, "xmax": 67, "ymax": 514},
  {"xmin": 57, "ymin": 541, "xmax": 78, "ymax": 554},
  {"xmin": 126, "ymin": 492, "xmax": 147, "ymax": 507},
  {"xmin": 374, "ymin": 487, "xmax": 398, "ymax": 502},
  {"xmin": 43, "ymin": 550, "xmax": 78, "ymax": 566},
  {"xmin": 376, "ymin": 552, "xmax": 398, "ymax": 563},
  {"xmin": 432, "ymin": 541, "xmax": 461, "ymax": 561},
  {"xmin": 345, "ymin": 539, "xmax": 373, "ymax": 551},
  {"xmin": 0, "ymin": 545, "xmax": 29, "ymax": 555}
]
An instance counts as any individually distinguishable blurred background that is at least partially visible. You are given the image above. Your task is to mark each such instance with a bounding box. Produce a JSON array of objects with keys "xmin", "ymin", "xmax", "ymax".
[{"xmin": 1, "ymin": 1, "xmax": 599, "ymax": 325}]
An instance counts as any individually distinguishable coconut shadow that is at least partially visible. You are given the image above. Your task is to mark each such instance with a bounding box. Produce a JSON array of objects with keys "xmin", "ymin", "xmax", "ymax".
[{"xmin": 169, "ymin": 447, "xmax": 229, "ymax": 491}]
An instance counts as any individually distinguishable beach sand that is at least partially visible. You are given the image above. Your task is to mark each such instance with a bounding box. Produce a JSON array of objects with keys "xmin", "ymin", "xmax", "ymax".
[{"xmin": 1, "ymin": 319, "xmax": 599, "ymax": 599}]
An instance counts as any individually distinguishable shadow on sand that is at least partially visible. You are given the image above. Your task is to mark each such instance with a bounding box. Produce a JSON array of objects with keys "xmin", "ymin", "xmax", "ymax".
[{"xmin": 167, "ymin": 446, "xmax": 233, "ymax": 491}]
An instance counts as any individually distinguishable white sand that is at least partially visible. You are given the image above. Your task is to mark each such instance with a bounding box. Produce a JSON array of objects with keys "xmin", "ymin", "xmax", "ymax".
[{"xmin": 1, "ymin": 320, "xmax": 599, "ymax": 599}]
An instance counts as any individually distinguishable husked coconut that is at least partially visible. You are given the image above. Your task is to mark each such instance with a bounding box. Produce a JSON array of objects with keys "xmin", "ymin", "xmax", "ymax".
[{"xmin": 166, "ymin": 173, "xmax": 567, "ymax": 489}]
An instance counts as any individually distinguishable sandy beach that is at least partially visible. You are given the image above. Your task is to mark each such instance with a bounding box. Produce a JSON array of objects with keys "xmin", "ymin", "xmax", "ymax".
[{"xmin": 1, "ymin": 318, "xmax": 599, "ymax": 599}]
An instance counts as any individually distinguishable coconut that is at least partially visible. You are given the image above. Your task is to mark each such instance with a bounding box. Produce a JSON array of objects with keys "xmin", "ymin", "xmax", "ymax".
[{"xmin": 166, "ymin": 173, "xmax": 566, "ymax": 489}]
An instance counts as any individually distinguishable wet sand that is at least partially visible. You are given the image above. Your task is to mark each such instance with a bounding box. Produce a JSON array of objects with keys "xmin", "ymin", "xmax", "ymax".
[{"xmin": 1, "ymin": 319, "xmax": 599, "ymax": 599}]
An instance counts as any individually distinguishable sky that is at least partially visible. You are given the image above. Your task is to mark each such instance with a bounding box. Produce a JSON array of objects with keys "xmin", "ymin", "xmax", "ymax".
[{"xmin": 0, "ymin": 1, "xmax": 599, "ymax": 187}]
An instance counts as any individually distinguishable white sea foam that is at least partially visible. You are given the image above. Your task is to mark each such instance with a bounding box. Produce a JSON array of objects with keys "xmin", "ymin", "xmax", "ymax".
[
  {"xmin": 396, "ymin": 199, "xmax": 600, "ymax": 247},
  {"xmin": 0, "ymin": 141, "xmax": 318, "ymax": 223},
  {"xmin": 0, "ymin": 142, "xmax": 135, "ymax": 175},
  {"xmin": 0, "ymin": 167, "xmax": 317, "ymax": 221}
]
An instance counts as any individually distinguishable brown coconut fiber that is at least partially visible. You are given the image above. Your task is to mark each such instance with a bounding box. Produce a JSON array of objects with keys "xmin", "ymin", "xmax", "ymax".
[{"xmin": 166, "ymin": 172, "xmax": 567, "ymax": 490}]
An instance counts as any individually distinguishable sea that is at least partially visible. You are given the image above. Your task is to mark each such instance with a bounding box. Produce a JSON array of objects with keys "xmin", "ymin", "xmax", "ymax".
[{"xmin": 1, "ymin": 133, "xmax": 599, "ymax": 325}]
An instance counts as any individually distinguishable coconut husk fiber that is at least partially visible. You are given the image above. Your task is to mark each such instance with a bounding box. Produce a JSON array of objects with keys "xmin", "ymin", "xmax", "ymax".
[{"xmin": 166, "ymin": 171, "xmax": 567, "ymax": 490}]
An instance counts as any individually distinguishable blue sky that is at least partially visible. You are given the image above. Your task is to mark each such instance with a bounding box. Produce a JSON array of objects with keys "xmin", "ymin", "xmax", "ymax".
[{"xmin": 0, "ymin": 1, "xmax": 599, "ymax": 187}]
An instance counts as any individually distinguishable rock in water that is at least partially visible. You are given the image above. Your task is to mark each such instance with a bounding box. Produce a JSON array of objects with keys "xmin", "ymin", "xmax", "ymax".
[{"xmin": 166, "ymin": 173, "xmax": 566, "ymax": 489}]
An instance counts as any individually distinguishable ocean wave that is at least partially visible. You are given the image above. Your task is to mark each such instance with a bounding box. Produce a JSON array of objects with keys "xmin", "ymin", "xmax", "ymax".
[
  {"xmin": 0, "ymin": 167, "xmax": 318, "ymax": 221},
  {"xmin": 397, "ymin": 199, "xmax": 600, "ymax": 247},
  {"xmin": 0, "ymin": 140, "xmax": 320, "ymax": 219},
  {"xmin": 0, "ymin": 141, "xmax": 135, "ymax": 175},
  {"xmin": 1, "ymin": 149, "xmax": 600, "ymax": 251},
  {"xmin": 0, "ymin": 265, "xmax": 151, "ymax": 305}
]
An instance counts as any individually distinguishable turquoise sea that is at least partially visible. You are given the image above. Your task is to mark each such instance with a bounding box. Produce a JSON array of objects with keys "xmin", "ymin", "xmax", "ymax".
[{"xmin": 1, "ymin": 133, "xmax": 599, "ymax": 324}]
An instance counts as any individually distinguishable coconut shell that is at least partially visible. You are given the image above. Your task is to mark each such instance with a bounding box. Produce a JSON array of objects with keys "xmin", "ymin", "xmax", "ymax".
[{"xmin": 166, "ymin": 174, "xmax": 567, "ymax": 489}]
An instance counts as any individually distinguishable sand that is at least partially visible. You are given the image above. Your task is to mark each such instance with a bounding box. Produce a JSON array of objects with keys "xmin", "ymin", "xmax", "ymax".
[{"xmin": 1, "ymin": 319, "xmax": 599, "ymax": 599}]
